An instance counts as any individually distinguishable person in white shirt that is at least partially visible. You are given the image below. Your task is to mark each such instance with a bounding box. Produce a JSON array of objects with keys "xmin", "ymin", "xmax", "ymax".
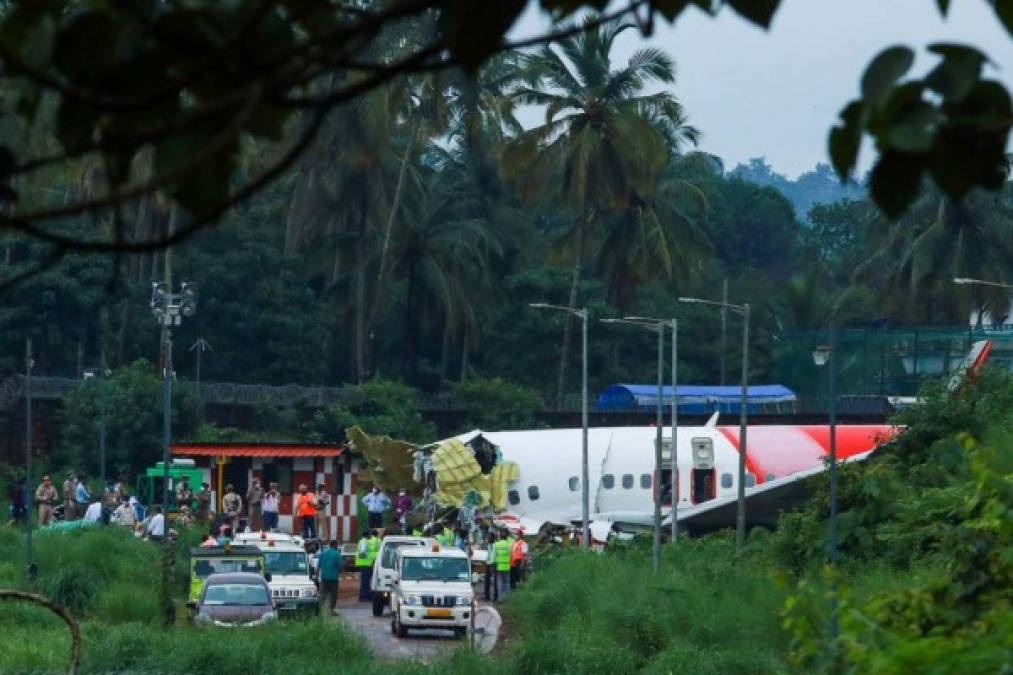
[
  {"xmin": 146, "ymin": 506, "xmax": 166, "ymax": 539},
  {"xmin": 82, "ymin": 501, "xmax": 103, "ymax": 523},
  {"xmin": 111, "ymin": 500, "xmax": 136, "ymax": 527}
]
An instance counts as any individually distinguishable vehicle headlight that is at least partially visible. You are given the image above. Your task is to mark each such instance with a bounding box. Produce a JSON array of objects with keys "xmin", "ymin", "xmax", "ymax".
[
  {"xmin": 456, "ymin": 595, "xmax": 472, "ymax": 606},
  {"xmin": 301, "ymin": 587, "xmax": 316, "ymax": 598},
  {"xmin": 403, "ymin": 594, "xmax": 421, "ymax": 606},
  {"xmin": 253, "ymin": 611, "xmax": 277, "ymax": 625}
]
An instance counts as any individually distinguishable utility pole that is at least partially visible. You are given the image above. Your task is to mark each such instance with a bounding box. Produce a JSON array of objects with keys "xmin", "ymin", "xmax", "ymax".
[
  {"xmin": 190, "ymin": 337, "xmax": 212, "ymax": 425},
  {"xmin": 670, "ymin": 319, "xmax": 678, "ymax": 542},
  {"xmin": 25, "ymin": 338, "xmax": 35, "ymax": 580},
  {"xmin": 720, "ymin": 278, "xmax": 728, "ymax": 385}
]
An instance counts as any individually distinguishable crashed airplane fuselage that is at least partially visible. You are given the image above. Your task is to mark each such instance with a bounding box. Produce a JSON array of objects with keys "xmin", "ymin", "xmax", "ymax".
[{"xmin": 450, "ymin": 423, "xmax": 894, "ymax": 537}]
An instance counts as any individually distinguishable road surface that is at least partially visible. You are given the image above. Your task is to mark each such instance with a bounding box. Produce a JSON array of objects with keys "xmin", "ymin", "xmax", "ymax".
[{"xmin": 332, "ymin": 598, "xmax": 466, "ymax": 662}]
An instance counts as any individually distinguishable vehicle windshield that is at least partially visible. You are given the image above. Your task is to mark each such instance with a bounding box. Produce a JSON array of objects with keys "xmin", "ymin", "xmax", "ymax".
[
  {"xmin": 401, "ymin": 556, "xmax": 470, "ymax": 582},
  {"xmin": 263, "ymin": 551, "xmax": 308, "ymax": 575},
  {"xmin": 202, "ymin": 583, "xmax": 270, "ymax": 606},
  {"xmin": 193, "ymin": 558, "xmax": 263, "ymax": 579},
  {"xmin": 381, "ymin": 541, "xmax": 424, "ymax": 568}
]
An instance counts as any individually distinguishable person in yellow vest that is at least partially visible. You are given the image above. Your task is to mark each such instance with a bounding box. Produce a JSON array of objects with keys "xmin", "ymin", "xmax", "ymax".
[
  {"xmin": 492, "ymin": 531, "xmax": 512, "ymax": 601},
  {"xmin": 357, "ymin": 529, "xmax": 380, "ymax": 601}
]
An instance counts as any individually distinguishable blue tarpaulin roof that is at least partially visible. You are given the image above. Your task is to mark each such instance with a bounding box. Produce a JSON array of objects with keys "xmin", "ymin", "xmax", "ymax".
[{"xmin": 595, "ymin": 384, "xmax": 797, "ymax": 414}]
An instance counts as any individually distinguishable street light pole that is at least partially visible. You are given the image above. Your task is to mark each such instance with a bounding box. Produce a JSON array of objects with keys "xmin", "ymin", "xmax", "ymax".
[
  {"xmin": 531, "ymin": 303, "xmax": 590, "ymax": 550},
  {"xmin": 670, "ymin": 318, "xmax": 678, "ymax": 542},
  {"xmin": 679, "ymin": 296, "xmax": 751, "ymax": 554},
  {"xmin": 151, "ymin": 280, "xmax": 197, "ymax": 627},
  {"xmin": 601, "ymin": 316, "xmax": 672, "ymax": 571},
  {"xmin": 25, "ymin": 338, "xmax": 35, "ymax": 580},
  {"xmin": 653, "ymin": 324, "xmax": 663, "ymax": 571},
  {"xmin": 99, "ymin": 351, "xmax": 108, "ymax": 486}
]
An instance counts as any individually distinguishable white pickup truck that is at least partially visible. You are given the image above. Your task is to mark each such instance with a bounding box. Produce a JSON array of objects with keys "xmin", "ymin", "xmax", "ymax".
[
  {"xmin": 370, "ymin": 535, "xmax": 435, "ymax": 616},
  {"xmin": 390, "ymin": 546, "xmax": 473, "ymax": 638}
]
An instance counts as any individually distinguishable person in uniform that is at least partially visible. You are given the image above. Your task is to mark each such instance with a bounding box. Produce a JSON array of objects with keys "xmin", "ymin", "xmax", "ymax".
[
  {"xmin": 34, "ymin": 475, "xmax": 58, "ymax": 526},
  {"xmin": 174, "ymin": 477, "xmax": 194, "ymax": 511},
  {"xmin": 314, "ymin": 483, "xmax": 330, "ymax": 542},
  {"xmin": 296, "ymin": 484, "xmax": 316, "ymax": 539},
  {"xmin": 246, "ymin": 478, "xmax": 264, "ymax": 531},
  {"xmin": 62, "ymin": 473, "xmax": 77, "ymax": 520},
  {"xmin": 222, "ymin": 484, "xmax": 242, "ymax": 534},
  {"xmin": 262, "ymin": 482, "xmax": 280, "ymax": 532},
  {"xmin": 196, "ymin": 483, "xmax": 212, "ymax": 522}
]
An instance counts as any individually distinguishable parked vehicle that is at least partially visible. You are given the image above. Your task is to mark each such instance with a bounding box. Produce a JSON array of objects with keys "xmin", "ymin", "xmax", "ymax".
[
  {"xmin": 193, "ymin": 572, "xmax": 277, "ymax": 627},
  {"xmin": 188, "ymin": 545, "xmax": 266, "ymax": 603},
  {"xmin": 135, "ymin": 459, "xmax": 203, "ymax": 514},
  {"xmin": 370, "ymin": 535, "xmax": 435, "ymax": 617},
  {"xmin": 390, "ymin": 546, "xmax": 473, "ymax": 639},
  {"xmin": 233, "ymin": 532, "xmax": 318, "ymax": 614}
]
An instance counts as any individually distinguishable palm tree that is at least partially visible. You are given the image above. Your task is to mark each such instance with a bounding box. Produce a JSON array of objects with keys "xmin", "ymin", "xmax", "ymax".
[
  {"xmin": 386, "ymin": 175, "xmax": 503, "ymax": 378},
  {"xmin": 502, "ymin": 18, "xmax": 700, "ymax": 400},
  {"xmin": 857, "ymin": 183, "xmax": 1013, "ymax": 324}
]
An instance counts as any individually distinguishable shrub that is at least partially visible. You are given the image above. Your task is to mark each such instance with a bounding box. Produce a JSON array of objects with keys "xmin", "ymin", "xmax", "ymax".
[{"xmin": 449, "ymin": 377, "xmax": 542, "ymax": 431}]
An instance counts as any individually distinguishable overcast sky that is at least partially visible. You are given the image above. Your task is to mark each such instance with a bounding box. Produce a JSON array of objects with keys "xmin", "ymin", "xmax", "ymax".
[{"xmin": 511, "ymin": 1, "xmax": 1013, "ymax": 178}]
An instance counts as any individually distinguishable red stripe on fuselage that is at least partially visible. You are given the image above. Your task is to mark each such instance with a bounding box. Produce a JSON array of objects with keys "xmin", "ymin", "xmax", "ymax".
[{"xmin": 717, "ymin": 425, "xmax": 894, "ymax": 484}]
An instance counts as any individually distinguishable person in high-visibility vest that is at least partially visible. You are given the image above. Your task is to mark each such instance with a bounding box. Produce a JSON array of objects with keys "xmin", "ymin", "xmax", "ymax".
[
  {"xmin": 357, "ymin": 529, "xmax": 380, "ymax": 602},
  {"xmin": 492, "ymin": 532, "xmax": 512, "ymax": 601},
  {"xmin": 509, "ymin": 530, "xmax": 527, "ymax": 589}
]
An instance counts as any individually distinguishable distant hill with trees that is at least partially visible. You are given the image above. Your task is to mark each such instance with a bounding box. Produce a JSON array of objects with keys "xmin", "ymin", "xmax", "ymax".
[{"xmin": 730, "ymin": 157, "xmax": 866, "ymax": 223}]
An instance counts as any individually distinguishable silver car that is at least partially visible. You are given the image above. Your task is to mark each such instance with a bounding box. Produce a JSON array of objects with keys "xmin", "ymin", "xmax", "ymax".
[{"xmin": 194, "ymin": 572, "xmax": 277, "ymax": 627}]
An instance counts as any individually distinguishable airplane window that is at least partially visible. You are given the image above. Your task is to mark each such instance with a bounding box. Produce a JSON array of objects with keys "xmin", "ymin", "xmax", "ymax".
[
  {"xmin": 568, "ymin": 476, "xmax": 579, "ymax": 492},
  {"xmin": 602, "ymin": 474, "xmax": 615, "ymax": 489},
  {"xmin": 640, "ymin": 474, "xmax": 652, "ymax": 489},
  {"xmin": 745, "ymin": 474, "xmax": 756, "ymax": 487},
  {"xmin": 508, "ymin": 490, "xmax": 520, "ymax": 505},
  {"xmin": 527, "ymin": 485, "xmax": 540, "ymax": 501},
  {"xmin": 765, "ymin": 472, "xmax": 775, "ymax": 482},
  {"xmin": 621, "ymin": 474, "xmax": 634, "ymax": 489},
  {"xmin": 720, "ymin": 473, "xmax": 733, "ymax": 489}
]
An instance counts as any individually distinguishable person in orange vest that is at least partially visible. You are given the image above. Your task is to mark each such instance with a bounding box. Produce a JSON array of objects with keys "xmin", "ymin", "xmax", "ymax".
[
  {"xmin": 509, "ymin": 529, "xmax": 527, "ymax": 590},
  {"xmin": 296, "ymin": 484, "xmax": 317, "ymax": 539}
]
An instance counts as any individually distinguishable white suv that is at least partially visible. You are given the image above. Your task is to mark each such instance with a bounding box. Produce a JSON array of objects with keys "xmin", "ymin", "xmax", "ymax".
[
  {"xmin": 370, "ymin": 535, "xmax": 435, "ymax": 617},
  {"xmin": 390, "ymin": 546, "xmax": 473, "ymax": 638},
  {"xmin": 234, "ymin": 532, "xmax": 318, "ymax": 614}
]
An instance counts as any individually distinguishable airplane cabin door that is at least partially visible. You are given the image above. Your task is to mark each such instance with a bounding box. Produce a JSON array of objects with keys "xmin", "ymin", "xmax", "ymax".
[{"xmin": 690, "ymin": 437, "xmax": 717, "ymax": 504}]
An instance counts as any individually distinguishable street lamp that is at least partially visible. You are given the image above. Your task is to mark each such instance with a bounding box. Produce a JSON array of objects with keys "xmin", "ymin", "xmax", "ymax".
[
  {"xmin": 601, "ymin": 317, "xmax": 665, "ymax": 571},
  {"xmin": 83, "ymin": 359, "xmax": 111, "ymax": 485},
  {"xmin": 679, "ymin": 296, "xmax": 751, "ymax": 554},
  {"xmin": 531, "ymin": 303, "xmax": 590, "ymax": 551},
  {"xmin": 151, "ymin": 280, "xmax": 197, "ymax": 626},
  {"xmin": 621, "ymin": 316, "xmax": 680, "ymax": 543}
]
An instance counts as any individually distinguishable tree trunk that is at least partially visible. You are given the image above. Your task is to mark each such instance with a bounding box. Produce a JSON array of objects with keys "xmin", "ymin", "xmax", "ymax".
[
  {"xmin": 400, "ymin": 260, "xmax": 418, "ymax": 377},
  {"xmin": 439, "ymin": 319, "xmax": 453, "ymax": 391},
  {"xmin": 354, "ymin": 240, "xmax": 367, "ymax": 383},
  {"xmin": 556, "ymin": 225, "xmax": 585, "ymax": 404},
  {"xmin": 116, "ymin": 301, "xmax": 130, "ymax": 366},
  {"xmin": 460, "ymin": 328, "xmax": 470, "ymax": 383},
  {"xmin": 366, "ymin": 121, "xmax": 421, "ymax": 369}
]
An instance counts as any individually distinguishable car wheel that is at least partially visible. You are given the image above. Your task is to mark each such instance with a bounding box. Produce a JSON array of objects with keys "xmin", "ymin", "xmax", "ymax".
[
  {"xmin": 454, "ymin": 627, "xmax": 467, "ymax": 639},
  {"xmin": 372, "ymin": 594, "xmax": 384, "ymax": 617},
  {"xmin": 394, "ymin": 614, "xmax": 408, "ymax": 638}
]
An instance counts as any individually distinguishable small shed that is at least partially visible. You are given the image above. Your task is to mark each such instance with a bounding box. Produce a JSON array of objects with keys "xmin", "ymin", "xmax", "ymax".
[
  {"xmin": 595, "ymin": 384, "xmax": 797, "ymax": 414},
  {"xmin": 171, "ymin": 442, "xmax": 360, "ymax": 541}
]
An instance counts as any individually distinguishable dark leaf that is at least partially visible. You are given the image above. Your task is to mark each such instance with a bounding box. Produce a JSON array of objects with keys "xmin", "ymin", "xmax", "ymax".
[
  {"xmin": 861, "ymin": 46, "xmax": 915, "ymax": 109},
  {"xmin": 886, "ymin": 102, "xmax": 942, "ymax": 152},
  {"xmin": 925, "ymin": 43, "xmax": 987, "ymax": 102},
  {"xmin": 828, "ymin": 100, "xmax": 864, "ymax": 180},
  {"xmin": 540, "ymin": 0, "xmax": 609, "ymax": 16},
  {"xmin": 445, "ymin": 0, "xmax": 527, "ymax": 71},
  {"xmin": 993, "ymin": 0, "xmax": 1013, "ymax": 37},
  {"xmin": 655, "ymin": 0, "xmax": 692, "ymax": 21},
  {"xmin": 936, "ymin": 0, "xmax": 951, "ymax": 15},
  {"xmin": 155, "ymin": 131, "xmax": 239, "ymax": 217},
  {"xmin": 870, "ymin": 152, "xmax": 923, "ymax": 219},
  {"xmin": 55, "ymin": 100, "xmax": 102, "ymax": 153},
  {"xmin": 726, "ymin": 0, "xmax": 780, "ymax": 28}
]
